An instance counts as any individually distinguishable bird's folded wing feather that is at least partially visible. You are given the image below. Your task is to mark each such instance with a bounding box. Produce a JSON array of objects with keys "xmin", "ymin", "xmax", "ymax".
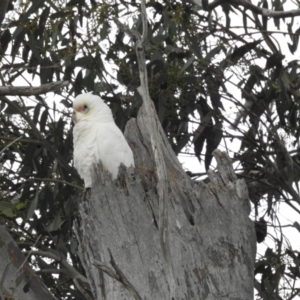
[{"xmin": 95, "ymin": 122, "xmax": 134, "ymax": 178}]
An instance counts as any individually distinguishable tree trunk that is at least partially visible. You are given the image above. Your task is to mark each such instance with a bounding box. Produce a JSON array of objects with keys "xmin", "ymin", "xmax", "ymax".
[
  {"xmin": 74, "ymin": 104, "xmax": 256, "ymax": 299},
  {"xmin": 0, "ymin": 225, "xmax": 57, "ymax": 300}
]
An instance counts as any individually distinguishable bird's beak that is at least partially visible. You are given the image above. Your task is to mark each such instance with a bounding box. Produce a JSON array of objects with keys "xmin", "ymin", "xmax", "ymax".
[{"xmin": 72, "ymin": 111, "xmax": 77, "ymax": 124}]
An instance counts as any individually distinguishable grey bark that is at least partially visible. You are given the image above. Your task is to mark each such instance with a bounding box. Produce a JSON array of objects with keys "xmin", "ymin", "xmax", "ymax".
[
  {"xmin": 113, "ymin": 4, "xmax": 185, "ymax": 296},
  {"xmin": 0, "ymin": 225, "xmax": 57, "ymax": 300},
  {"xmin": 74, "ymin": 105, "xmax": 256, "ymax": 299},
  {"xmin": 0, "ymin": 81, "xmax": 69, "ymax": 96}
]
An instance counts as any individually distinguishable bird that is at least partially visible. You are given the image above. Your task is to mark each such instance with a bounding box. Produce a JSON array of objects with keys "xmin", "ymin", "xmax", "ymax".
[{"xmin": 72, "ymin": 92, "xmax": 134, "ymax": 187}]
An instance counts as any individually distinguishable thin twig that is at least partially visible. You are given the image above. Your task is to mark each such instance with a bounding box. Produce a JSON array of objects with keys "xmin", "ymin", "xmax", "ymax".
[
  {"xmin": 108, "ymin": 249, "xmax": 142, "ymax": 300},
  {"xmin": 15, "ymin": 234, "xmax": 42, "ymax": 275},
  {"xmin": 0, "ymin": 136, "xmax": 23, "ymax": 155}
]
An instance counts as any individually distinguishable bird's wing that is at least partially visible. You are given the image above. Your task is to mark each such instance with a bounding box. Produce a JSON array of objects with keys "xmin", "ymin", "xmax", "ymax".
[
  {"xmin": 94, "ymin": 122, "xmax": 134, "ymax": 178},
  {"xmin": 73, "ymin": 124, "xmax": 98, "ymax": 187}
]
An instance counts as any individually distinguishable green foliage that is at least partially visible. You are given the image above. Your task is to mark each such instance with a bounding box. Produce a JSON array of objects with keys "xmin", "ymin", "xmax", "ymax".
[{"xmin": 1, "ymin": 0, "xmax": 300, "ymax": 299}]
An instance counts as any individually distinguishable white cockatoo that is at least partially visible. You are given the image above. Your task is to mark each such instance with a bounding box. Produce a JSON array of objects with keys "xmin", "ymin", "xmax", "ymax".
[{"xmin": 72, "ymin": 93, "xmax": 134, "ymax": 187}]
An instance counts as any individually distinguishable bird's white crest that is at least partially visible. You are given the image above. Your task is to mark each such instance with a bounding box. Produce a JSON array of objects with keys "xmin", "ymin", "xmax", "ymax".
[{"xmin": 72, "ymin": 93, "xmax": 134, "ymax": 187}]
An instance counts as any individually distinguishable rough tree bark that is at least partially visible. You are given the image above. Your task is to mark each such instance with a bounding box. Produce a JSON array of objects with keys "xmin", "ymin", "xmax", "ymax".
[
  {"xmin": 74, "ymin": 113, "xmax": 255, "ymax": 299},
  {"xmin": 73, "ymin": 1, "xmax": 256, "ymax": 299}
]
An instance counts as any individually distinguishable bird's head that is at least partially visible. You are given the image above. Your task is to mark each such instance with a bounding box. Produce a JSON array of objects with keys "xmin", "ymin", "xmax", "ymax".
[{"xmin": 72, "ymin": 93, "xmax": 113, "ymax": 124}]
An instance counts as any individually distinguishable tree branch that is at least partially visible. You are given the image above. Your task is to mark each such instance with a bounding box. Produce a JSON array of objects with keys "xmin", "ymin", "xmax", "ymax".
[
  {"xmin": 0, "ymin": 225, "xmax": 57, "ymax": 300},
  {"xmin": 36, "ymin": 269, "xmax": 69, "ymax": 275},
  {"xmin": 26, "ymin": 250, "xmax": 92, "ymax": 300},
  {"xmin": 26, "ymin": 250, "xmax": 86, "ymax": 281},
  {"xmin": 108, "ymin": 249, "xmax": 142, "ymax": 300},
  {"xmin": 114, "ymin": 0, "xmax": 178, "ymax": 297},
  {"xmin": 0, "ymin": 136, "xmax": 23, "ymax": 155},
  {"xmin": 0, "ymin": 81, "xmax": 69, "ymax": 96},
  {"xmin": 208, "ymin": 0, "xmax": 300, "ymax": 18}
]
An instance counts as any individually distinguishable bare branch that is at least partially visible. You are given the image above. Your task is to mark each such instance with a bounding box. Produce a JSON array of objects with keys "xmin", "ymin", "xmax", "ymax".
[
  {"xmin": 108, "ymin": 249, "xmax": 142, "ymax": 300},
  {"xmin": 140, "ymin": 0, "xmax": 148, "ymax": 46},
  {"xmin": 114, "ymin": 1, "xmax": 181, "ymax": 297},
  {"xmin": 0, "ymin": 81, "xmax": 69, "ymax": 96},
  {"xmin": 0, "ymin": 136, "xmax": 23, "ymax": 155},
  {"xmin": 209, "ymin": 0, "xmax": 300, "ymax": 18},
  {"xmin": 0, "ymin": 225, "xmax": 57, "ymax": 300},
  {"xmin": 93, "ymin": 260, "xmax": 118, "ymax": 280}
]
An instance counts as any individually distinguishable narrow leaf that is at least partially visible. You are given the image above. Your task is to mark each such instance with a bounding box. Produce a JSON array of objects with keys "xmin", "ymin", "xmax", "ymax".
[{"xmin": 180, "ymin": 57, "xmax": 195, "ymax": 73}]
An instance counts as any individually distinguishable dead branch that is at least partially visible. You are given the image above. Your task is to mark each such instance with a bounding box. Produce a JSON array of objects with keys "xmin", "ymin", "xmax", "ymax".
[{"xmin": 0, "ymin": 81, "xmax": 69, "ymax": 96}]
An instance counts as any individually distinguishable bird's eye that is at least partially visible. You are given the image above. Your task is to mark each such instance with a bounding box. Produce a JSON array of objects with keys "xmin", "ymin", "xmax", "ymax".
[{"xmin": 82, "ymin": 105, "xmax": 89, "ymax": 113}]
